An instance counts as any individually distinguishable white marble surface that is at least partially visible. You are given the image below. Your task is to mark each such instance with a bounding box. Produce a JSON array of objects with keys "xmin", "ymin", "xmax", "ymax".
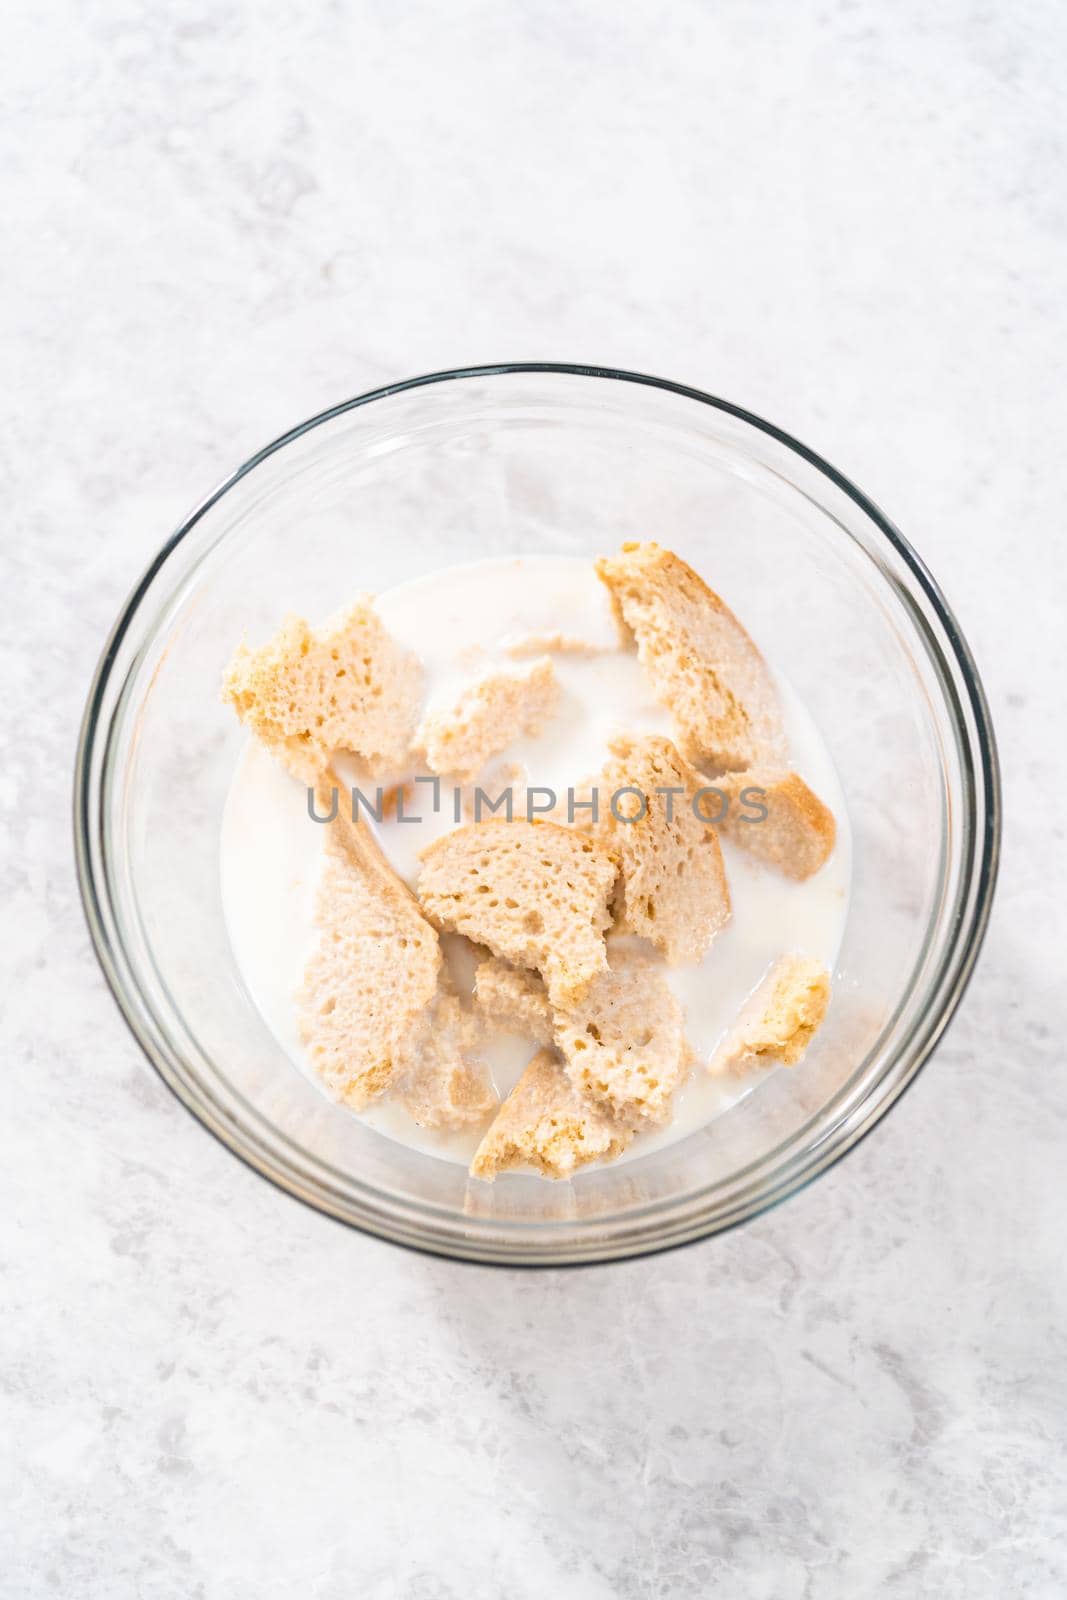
[{"xmin": 3, "ymin": 2, "xmax": 1065, "ymax": 1594}]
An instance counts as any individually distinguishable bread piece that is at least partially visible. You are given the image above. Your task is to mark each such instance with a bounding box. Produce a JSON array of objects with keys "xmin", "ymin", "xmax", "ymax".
[
  {"xmin": 595, "ymin": 542, "xmax": 787, "ymax": 773},
  {"xmin": 710, "ymin": 956, "xmax": 831, "ymax": 1076},
  {"xmin": 554, "ymin": 946, "xmax": 689, "ymax": 1126},
  {"xmin": 476, "ymin": 947, "xmax": 689, "ymax": 1126},
  {"xmin": 595, "ymin": 735, "xmax": 731, "ymax": 964},
  {"xmin": 223, "ymin": 600, "xmax": 423, "ymax": 782},
  {"xmin": 417, "ymin": 658, "xmax": 560, "ymax": 781},
  {"xmin": 398, "ymin": 995, "xmax": 497, "ymax": 1129},
  {"xmin": 716, "ymin": 768, "xmax": 836, "ymax": 880},
  {"xmin": 416, "ymin": 821, "xmax": 618, "ymax": 1006},
  {"xmin": 473, "ymin": 956, "xmax": 554, "ymax": 1045},
  {"xmin": 469, "ymin": 1049, "xmax": 632, "ymax": 1180},
  {"xmin": 299, "ymin": 795, "xmax": 441, "ymax": 1108}
]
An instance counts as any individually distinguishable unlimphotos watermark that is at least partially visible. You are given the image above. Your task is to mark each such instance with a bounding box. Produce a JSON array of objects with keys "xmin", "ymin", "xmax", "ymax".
[{"xmin": 307, "ymin": 780, "xmax": 769, "ymax": 827}]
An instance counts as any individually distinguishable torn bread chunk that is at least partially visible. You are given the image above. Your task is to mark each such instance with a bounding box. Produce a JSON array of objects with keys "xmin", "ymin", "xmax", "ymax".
[
  {"xmin": 475, "ymin": 949, "xmax": 689, "ymax": 1126},
  {"xmin": 473, "ymin": 956, "xmax": 554, "ymax": 1045},
  {"xmin": 417, "ymin": 821, "xmax": 618, "ymax": 1006},
  {"xmin": 595, "ymin": 735, "xmax": 731, "ymax": 965},
  {"xmin": 299, "ymin": 799, "xmax": 442, "ymax": 1108},
  {"xmin": 417, "ymin": 657, "xmax": 560, "ymax": 781},
  {"xmin": 469, "ymin": 1049, "xmax": 632, "ymax": 1181},
  {"xmin": 595, "ymin": 542, "xmax": 787, "ymax": 774},
  {"xmin": 716, "ymin": 768, "xmax": 836, "ymax": 880},
  {"xmin": 710, "ymin": 956, "xmax": 831, "ymax": 1076},
  {"xmin": 398, "ymin": 994, "xmax": 497, "ymax": 1129},
  {"xmin": 554, "ymin": 946, "xmax": 690, "ymax": 1126},
  {"xmin": 222, "ymin": 600, "xmax": 423, "ymax": 783}
]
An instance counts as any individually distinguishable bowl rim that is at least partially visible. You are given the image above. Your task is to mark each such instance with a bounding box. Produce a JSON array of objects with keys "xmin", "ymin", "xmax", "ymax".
[{"xmin": 73, "ymin": 361, "xmax": 1002, "ymax": 1266}]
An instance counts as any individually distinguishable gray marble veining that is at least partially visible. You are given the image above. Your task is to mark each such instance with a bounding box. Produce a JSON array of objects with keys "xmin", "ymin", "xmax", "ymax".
[{"xmin": 2, "ymin": 2, "xmax": 1065, "ymax": 1595}]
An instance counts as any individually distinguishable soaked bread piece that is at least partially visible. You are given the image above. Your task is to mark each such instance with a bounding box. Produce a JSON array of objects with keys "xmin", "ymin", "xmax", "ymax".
[
  {"xmin": 553, "ymin": 945, "xmax": 690, "ymax": 1126},
  {"xmin": 469, "ymin": 1049, "xmax": 632, "ymax": 1180},
  {"xmin": 416, "ymin": 821, "xmax": 618, "ymax": 1006},
  {"xmin": 417, "ymin": 658, "xmax": 559, "ymax": 781},
  {"xmin": 710, "ymin": 956, "xmax": 831, "ymax": 1076},
  {"xmin": 596, "ymin": 542, "xmax": 786, "ymax": 774},
  {"xmin": 398, "ymin": 994, "xmax": 497, "ymax": 1129},
  {"xmin": 299, "ymin": 798, "xmax": 441, "ymax": 1108},
  {"xmin": 475, "ymin": 947, "xmax": 690, "ymax": 1127},
  {"xmin": 595, "ymin": 735, "xmax": 731, "ymax": 964},
  {"xmin": 473, "ymin": 956, "xmax": 555, "ymax": 1045},
  {"xmin": 715, "ymin": 768, "xmax": 836, "ymax": 880},
  {"xmin": 222, "ymin": 600, "xmax": 423, "ymax": 782}
]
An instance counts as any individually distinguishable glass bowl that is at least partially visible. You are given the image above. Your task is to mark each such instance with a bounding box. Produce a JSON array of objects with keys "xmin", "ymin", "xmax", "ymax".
[{"xmin": 74, "ymin": 364, "xmax": 1000, "ymax": 1265}]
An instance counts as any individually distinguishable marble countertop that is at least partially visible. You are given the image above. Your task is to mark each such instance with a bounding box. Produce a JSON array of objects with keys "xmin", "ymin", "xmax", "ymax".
[{"xmin": 3, "ymin": 3, "xmax": 1064, "ymax": 1595}]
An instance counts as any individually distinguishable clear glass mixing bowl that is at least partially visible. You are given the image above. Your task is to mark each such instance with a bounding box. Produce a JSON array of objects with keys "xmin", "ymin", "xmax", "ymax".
[{"xmin": 74, "ymin": 365, "xmax": 1000, "ymax": 1264}]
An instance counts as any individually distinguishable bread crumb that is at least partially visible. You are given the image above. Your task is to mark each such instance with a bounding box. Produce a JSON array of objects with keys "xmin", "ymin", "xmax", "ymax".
[{"xmin": 504, "ymin": 631, "xmax": 612, "ymax": 658}]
